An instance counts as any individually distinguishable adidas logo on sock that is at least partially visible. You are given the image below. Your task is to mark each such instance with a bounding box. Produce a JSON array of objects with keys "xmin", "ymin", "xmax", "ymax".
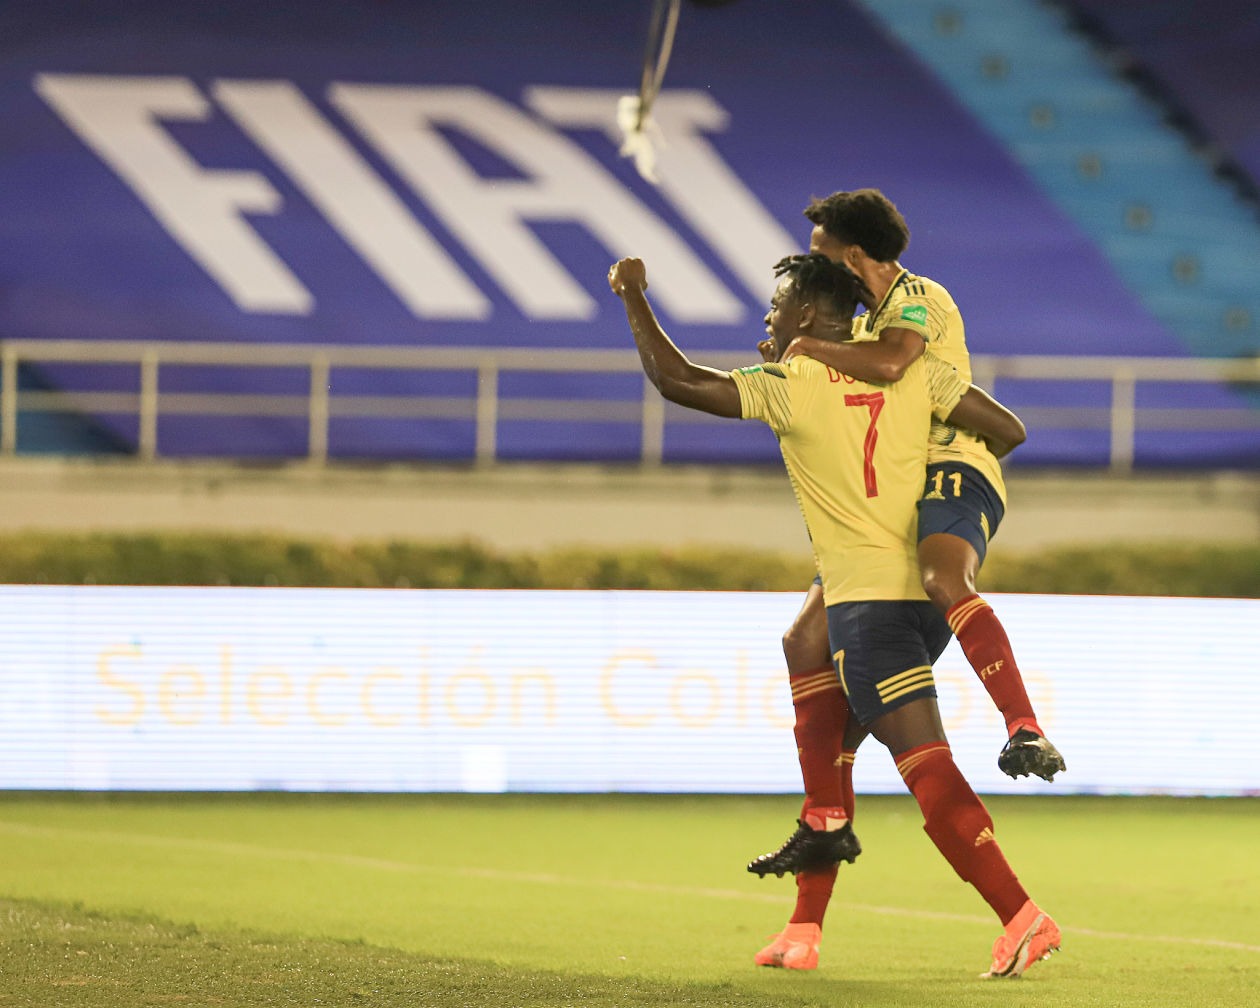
[{"xmin": 974, "ymin": 827, "xmax": 996, "ymax": 846}]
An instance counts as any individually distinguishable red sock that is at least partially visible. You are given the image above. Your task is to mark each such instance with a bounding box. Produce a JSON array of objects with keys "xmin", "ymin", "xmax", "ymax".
[
  {"xmin": 945, "ymin": 594, "xmax": 1042, "ymax": 737},
  {"xmin": 896, "ymin": 742, "xmax": 1029, "ymax": 924},
  {"xmin": 789, "ymin": 865, "xmax": 838, "ymax": 926},
  {"xmin": 785, "ymin": 675, "xmax": 851, "ymax": 929},
  {"xmin": 788, "ymin": 745, "xmax": 860, "ymax": 927},
  {"xmin": 837, "ymin": 748, "xmax": 858, "ymax": 821},
  {"xmin": 789, "ymin": 665, "xmax": 848, "ymax": 814}
]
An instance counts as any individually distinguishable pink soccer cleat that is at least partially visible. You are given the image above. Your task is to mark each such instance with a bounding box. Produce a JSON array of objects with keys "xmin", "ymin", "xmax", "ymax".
[
  {"xmin": 755, "ymin": 922, "xmax": 821, "ymax": 970},
  {"xmin": 981, "ymin": 901, "xmax": 1061, "ymax": 978}
]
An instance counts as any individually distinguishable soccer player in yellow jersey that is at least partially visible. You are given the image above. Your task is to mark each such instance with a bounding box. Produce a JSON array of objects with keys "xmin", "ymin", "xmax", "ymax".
[
  {"xmin": 746, "ymin": 192, "xmax": 1064, "ymax": 887},
  {"xmin": 608, "ymin": 251, "xmax": 1060, "ymax": 980},
  {"xmin": 795, "ymin": 190, "xmax": 1063, "ymax": 775}
]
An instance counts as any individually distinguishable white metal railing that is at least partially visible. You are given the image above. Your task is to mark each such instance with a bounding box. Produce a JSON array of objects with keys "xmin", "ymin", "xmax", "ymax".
[{"xmin": 1, "ymin": 340, "xmax": 1258, "ymax": 471}]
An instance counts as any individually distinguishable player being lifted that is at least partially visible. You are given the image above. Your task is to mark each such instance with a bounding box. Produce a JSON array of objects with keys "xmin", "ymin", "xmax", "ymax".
[
  {"xmin": 746, "ymin": 189, "xmax": 1065, "ymax": 889},
  {"xmin": 608, "ymin": 251, "xmax": 1060, "ymax": 979}
]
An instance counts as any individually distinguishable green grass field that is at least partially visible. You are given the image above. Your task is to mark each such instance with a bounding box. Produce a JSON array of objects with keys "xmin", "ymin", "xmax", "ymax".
[{"xmin": 1, "ymin": 792, "xmax": 1256, "ymax": 1007}]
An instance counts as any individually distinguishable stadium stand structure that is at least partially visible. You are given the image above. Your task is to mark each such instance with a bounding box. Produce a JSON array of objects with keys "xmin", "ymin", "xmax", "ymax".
[
  {"xmin": 1063, "ymin": 0, "xmax": 1260, "ymax": 200},
  {"xmin": 1, "ymin": 0, "xmax": 1256, "ymax": 466},
  {"xmin": 858, "ymin": 0, "xmax": 1260, "ymax": 365}
]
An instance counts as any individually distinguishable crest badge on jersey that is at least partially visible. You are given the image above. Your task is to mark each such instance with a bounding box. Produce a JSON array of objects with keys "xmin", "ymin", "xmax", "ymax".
[{"xmin": 736, "ymin": 363, "xmax": 786, "ymax": 379}]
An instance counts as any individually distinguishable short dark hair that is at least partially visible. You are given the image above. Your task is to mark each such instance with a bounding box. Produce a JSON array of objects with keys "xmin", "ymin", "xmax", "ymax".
[
  {"xmin": 803, "ymin": 188, "xmax": 910, "ymax": 262},
  {"xmin": 773, "ymin": 253, "xmax": 869, "ymax": 320}
]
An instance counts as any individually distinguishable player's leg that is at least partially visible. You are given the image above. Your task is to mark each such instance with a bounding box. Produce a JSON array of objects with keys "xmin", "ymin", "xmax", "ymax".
[
  {"xmin": 754, "ymin": 716, "xmax": 869, "ymax": 970},
  {"xmin": 918, "ymin": 464, "xmax": 1065, "ymax": 781},
  {"xmin": 873, "ymin": 699, "xmax": 1061, "ymax": 978},
  {"xmin": 838, "ymin": 715, "xmax": 868, "ymax": 823},
  {"xmin": 783, "ymin": 578, "xmax": 846, "ymax": 817},
  {"xmin": 752, "ymin": 585, "xmax": 864, "ymax": 971},
  {"xmin": 748, "ymin": 579, "xmax": 859, "ymax": 879},
  {"xmin": 920, "ymin": 531, "xmax": 1040, "ymax": 734},
  {"xmin": 834, "ymin": 600, "xmax": 1060, "ymax": 978}
]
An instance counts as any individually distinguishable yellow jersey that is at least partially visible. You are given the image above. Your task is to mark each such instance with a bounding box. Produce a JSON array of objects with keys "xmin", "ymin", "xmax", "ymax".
[
  {"xmin": 854, "ymin": 269, "xmax": 1006, "ymax": 504},
  {"xmin": 730, "ymin": 353, "xmax": 967, "ymax": 604}
]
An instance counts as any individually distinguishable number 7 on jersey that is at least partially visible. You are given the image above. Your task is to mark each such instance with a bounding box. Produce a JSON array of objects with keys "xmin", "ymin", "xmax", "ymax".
[{"xmin": 844, "ymin": 392, "xmax": 885, "ymax": 498}]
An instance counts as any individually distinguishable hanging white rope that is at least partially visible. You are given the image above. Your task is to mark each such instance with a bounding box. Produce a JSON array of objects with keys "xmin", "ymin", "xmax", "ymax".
[{"xmin": 618, "ymin": 0, "xmax": 682, "ymax": 184}]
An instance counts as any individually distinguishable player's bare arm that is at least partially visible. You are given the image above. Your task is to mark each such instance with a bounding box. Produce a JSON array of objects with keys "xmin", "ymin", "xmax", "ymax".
[
  {"xmin": 779, "ymin": 326, "xmax": 925, "ymax": 381},
  {"xmin": 609, "ymin": 257, "xmax": 742, "ymax": 418},
  {"xmin": 946, "ymin": 385, "xmax": 1027, "ymax": 459}
]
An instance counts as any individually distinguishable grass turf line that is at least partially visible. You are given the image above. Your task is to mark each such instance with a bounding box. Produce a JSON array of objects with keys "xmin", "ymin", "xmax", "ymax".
[
  {"xmin": 3, "ymin": 898, "xmax": 786, "ymax": 1008},
  {"xmin": 1, "ymin": 793, "xmax": 1257, "ymax": 1007}
]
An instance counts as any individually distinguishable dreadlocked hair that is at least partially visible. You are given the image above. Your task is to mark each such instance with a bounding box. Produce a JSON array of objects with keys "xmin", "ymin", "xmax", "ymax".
[{"xmin": 773, "ymin": 253, "xmax": 871, "ymax": 318}]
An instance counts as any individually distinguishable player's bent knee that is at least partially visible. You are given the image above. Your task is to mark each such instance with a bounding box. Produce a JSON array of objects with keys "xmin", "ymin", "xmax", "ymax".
[
  {"xmin": 782, "ymin": 621, "xmax": 831, "ymax": 672},
  {"xmin": 920, "ymin": 567, "xmax": 972, "ymax": 612}
]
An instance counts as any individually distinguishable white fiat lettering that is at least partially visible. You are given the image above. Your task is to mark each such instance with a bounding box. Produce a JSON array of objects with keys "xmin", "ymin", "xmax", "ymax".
[
  {"xmin": 332, "ymin": 84, "xmax": 743, "ymax": 322},
  {"xmin": 35, "ymin": 74, "xmax": 313, "ymax": 314}
]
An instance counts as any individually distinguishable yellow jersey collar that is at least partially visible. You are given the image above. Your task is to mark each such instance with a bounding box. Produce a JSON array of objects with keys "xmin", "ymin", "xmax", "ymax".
[{"xmin": 864, "ymin": 268, "xmax": 911, "ymax": 334}]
